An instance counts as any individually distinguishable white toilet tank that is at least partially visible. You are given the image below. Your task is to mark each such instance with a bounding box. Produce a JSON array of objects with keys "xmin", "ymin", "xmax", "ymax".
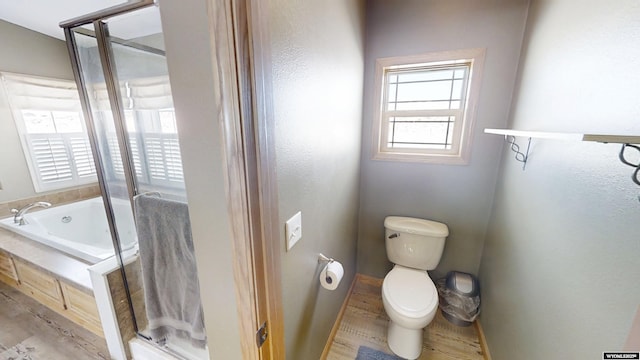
[{"xmin": 385, "ymin": 216, "xmax": 449, "ymax": 271}]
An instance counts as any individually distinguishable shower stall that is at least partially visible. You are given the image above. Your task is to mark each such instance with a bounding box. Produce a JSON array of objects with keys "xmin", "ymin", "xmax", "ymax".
[{"xmin": 60, "ymin": 2, "xmax": 208, "ymax": 359}]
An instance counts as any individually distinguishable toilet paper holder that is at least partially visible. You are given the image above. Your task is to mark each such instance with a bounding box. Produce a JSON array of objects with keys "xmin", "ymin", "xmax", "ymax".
[
  {"xmin": 318, "ymin": 253, "xmax": 343, "ymax": 289},
  {"xmin": 318, "ymin": 253, "xmax": 334, "ymax": 264},
  {"xmin": 318, "ymin": 253, "xmax": 335, "ymax": 283}
]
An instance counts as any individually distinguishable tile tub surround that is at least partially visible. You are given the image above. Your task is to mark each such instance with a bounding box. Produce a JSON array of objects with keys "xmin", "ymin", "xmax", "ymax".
[{"xmin": 0, "ymin": 184, "xmax": 100, "ymax": 218}]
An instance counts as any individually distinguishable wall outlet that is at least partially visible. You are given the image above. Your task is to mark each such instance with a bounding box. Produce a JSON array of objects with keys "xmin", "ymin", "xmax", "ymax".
[{"xmin": 285, "ymin": 211, "xmax": 302, "ymax": 251}]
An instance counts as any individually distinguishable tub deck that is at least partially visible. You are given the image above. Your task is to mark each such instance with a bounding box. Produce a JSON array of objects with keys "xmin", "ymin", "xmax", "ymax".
[
  {"xmin": 0, "ymin": 227, "xmax": 93, "ymax": 292},
  {"xmin": 0, "ymin": 197, "xmax": 136, "ymax": 264}
]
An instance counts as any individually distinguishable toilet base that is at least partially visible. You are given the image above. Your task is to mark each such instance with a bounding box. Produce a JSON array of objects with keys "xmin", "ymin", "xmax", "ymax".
[{"xmin": 387, "ymin": 320, "xmax": 424, "ymax": 360}]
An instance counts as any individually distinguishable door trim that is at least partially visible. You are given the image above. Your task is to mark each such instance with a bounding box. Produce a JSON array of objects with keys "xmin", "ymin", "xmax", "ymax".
[
  {"xmin": 210, "ymin": 0, "xmax": 284, "ymax": 358},
  {"xmin": 238, "ymin": 0, "xmax": 285, "ymax": 358}
]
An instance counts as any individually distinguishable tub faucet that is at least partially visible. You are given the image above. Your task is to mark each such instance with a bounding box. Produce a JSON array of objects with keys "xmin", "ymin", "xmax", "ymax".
[{"xmin": 10, "ymin": 202, "xmax": 51, "ymax": 226}]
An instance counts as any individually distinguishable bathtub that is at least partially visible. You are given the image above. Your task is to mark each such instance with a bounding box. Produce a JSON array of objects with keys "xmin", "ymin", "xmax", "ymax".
[{"xmin": 0, "ymin": 197, "xmax": 137, "ymax": 264}]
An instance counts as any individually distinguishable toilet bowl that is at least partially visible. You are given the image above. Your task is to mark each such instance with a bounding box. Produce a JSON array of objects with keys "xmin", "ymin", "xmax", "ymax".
[
  {"xmin": 382, "ymin": 265, "xmax": 438, "ymax": 359},
  {"xmin": 382, "ymin": 216, "xmax": 448, "ymax": 359}
]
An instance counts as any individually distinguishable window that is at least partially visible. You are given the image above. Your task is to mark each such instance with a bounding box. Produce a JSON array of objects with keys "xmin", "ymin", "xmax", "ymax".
[
  {"xmin": 372, "ymin": 49, "xmax": 485, "ymax": 164},
  {"xmin": 120, "ymin": 109, "xmax": 184, "ymax": 190},
  {"xmin": 1, "ymin": 73, "xmax": 97, "ymax": 192},
  {"xmin": 97, "ymin": 76, "xmax": 185, "ymax": 193}
]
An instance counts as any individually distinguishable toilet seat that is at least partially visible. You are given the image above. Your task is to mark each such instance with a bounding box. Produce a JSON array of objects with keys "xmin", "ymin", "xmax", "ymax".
[{"xmin": 382, "ymin": 266, "xmax": 438, "ymax": 319}]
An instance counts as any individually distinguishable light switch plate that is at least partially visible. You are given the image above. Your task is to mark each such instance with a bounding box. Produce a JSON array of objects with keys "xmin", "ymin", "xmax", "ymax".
[{"xmin": 285, "ymin": 211, "xmax": 302, "ymax": 251}]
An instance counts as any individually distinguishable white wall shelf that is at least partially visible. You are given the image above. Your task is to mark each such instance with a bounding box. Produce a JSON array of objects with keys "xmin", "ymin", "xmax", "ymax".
[
  {"xmin": 484, "ymin": 128, "xmax": 640, "ymax": 196},
  {"xmin": 484, "ymin": 128, "xmax": 640, "ymax": 144}
]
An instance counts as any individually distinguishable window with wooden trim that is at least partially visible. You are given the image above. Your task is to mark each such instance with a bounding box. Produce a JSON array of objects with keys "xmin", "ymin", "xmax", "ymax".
[
  {"xmin": 98, "ymin": 76, "xmax": 185, "ymax": 193},
  {"xmin": 1, "ymin": 73, "xmax": 97, "ymax": 192},
  {"xmin": 373, "ymin": 49, "xmax": 485, "ymax": 164}
]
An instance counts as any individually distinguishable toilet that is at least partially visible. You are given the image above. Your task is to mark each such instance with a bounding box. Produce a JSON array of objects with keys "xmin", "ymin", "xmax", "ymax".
[{"xmin": 382, "ymin": 216, "xmax": 449, "ymax": 359}]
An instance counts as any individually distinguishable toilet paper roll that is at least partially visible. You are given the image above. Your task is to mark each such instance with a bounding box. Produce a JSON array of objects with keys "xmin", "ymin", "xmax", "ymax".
[{"xmin": 320, "ymin": 261, "xmax": 344, "ymax": 291}]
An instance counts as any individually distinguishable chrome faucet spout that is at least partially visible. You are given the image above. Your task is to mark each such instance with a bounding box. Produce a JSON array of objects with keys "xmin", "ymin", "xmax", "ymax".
[{"xmin": 11, "ymin": 201, "xmax": 52, "ymax": 226}]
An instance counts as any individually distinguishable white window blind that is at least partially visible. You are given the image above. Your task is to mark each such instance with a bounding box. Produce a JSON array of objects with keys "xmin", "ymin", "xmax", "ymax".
[
  {"xmin": 106, "ymin": 130, "xmax": 184, "ymax": 188},
  {"xmin": 28, "ymin": 133, "xmax": 95, "ymax": 183},
  {"xmin": 98, "ymin": 76, "xmax": 185, "ymax": 191},
  {"xmin": 2, "ymin": 73, "xmax": 97, "ymax": 192},
  {"xmin": 126, "ymin": 76, "xmax": 174, "ymax": 110},
  {"xmin": 145, "ymin": 134, "xmax": 184, "ymax": 184}
]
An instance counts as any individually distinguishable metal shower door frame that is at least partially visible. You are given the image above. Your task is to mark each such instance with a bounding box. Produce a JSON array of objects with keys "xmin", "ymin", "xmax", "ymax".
[{"xmin": 61, "ymin": 0, "xmax": 156, "ymax": 337}]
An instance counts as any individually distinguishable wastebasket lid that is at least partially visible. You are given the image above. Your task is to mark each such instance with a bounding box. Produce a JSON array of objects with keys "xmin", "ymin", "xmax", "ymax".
[{"xmin": 445, "ymin": 271, "xmax": 480, "ymax": 297}]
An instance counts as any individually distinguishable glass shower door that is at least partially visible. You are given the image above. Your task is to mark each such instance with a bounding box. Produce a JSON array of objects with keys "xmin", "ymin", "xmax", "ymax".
[
  {"xmin": 104, "ymin": 6, "xmax": 187, "ymax": 202},
  {"xmin": 64, "ymin": 4, "xmax": 208, "ymax": 360},
  {"xmin": 72, "ymin": 30, "xmax": 138, "ymax": 259}
]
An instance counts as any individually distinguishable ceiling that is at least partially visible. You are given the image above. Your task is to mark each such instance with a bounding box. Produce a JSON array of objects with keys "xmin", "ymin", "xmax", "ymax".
[{"xmin": 0, "ymin": 1, "xmax": 140, "ymax": 40}]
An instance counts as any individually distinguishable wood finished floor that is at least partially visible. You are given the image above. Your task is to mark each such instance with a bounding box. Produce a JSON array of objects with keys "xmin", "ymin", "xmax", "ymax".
[
  {"xmin": 325, "ymin": 275, "xmax": 485, "ymax": 360},
  {"xmin": 0, "ymin": 281, "xmax": 109, "ymax": 360}
]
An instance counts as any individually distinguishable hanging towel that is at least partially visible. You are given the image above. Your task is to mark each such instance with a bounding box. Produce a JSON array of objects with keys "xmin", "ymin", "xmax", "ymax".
[{"xmin": 133, "ymin": 194, "xmax": 206, "ymax": 348}]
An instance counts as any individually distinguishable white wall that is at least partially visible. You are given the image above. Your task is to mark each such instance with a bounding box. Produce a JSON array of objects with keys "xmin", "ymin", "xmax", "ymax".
[
  {"xmin": 268, "ymin": 0, "xmax": 365, "ymax": 358},
  {"xmin": 479, "ymin": 0, "xmax": 640, "ymax": 358},
  {"xmin": 0, "ymin": 20, "xmax": 74, "ymax": 203},
  {"xmin": 358, "ymin": 0, "xmax": 529, "ymax": 279}
]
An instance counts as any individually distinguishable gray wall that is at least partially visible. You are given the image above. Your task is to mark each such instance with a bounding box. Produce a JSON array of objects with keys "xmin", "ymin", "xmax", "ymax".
[
  {"xmin": 478, "ymin": 0, "xmax": 640, "ymax": 359},
  {"xmin": 0, "ymin": 20, "xmax": 74, "ymax": 203},
  {"xmin": 357, "ymin": 0, "xmax": 529, "ymax": 279},
  {"xmin": 268, "ymin": 0, "xmax": 365, "ymax": 358}
]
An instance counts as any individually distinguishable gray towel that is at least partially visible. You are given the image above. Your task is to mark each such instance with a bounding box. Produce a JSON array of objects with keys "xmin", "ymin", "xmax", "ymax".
[{"xmin": 133, "ymin": 194, "xmax": 206, "ymax": 348}]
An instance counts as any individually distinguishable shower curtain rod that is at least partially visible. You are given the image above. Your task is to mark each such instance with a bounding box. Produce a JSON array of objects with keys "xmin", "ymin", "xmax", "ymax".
[{"xmin": 59, "ymin": 0, "xmax": 155, "ymax": 29}]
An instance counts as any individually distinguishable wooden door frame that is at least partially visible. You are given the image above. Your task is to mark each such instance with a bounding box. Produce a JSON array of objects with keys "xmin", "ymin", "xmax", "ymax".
[
  {"xmin": 214, "ymin": 0, "xmax": 284, "ymax": 358},
  {"xmin": 236, "ymin": 0, "xmax": 286, "ymax": 359}
]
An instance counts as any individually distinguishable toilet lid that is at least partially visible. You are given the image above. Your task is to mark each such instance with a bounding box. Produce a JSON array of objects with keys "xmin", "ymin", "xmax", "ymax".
[{"xmin": 383, "ymin": 266, "xmax": 438, "ymax": 318}]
